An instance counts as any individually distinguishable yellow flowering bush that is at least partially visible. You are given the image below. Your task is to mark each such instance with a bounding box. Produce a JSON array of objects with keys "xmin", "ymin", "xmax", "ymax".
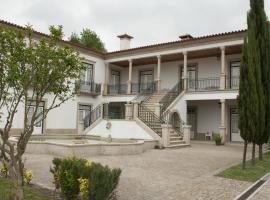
[
  {"xmin": 23, "ymin": 169, "xmax": 33, "ymax": 184},
  {"xmin": 0, "ymin": 162, "xmax": 8, "ymax": 178},
  {"xmin": 85, "ymin": 160, "xmax": 92, "ymax": 167},
  {"xmin": 78, "ymin": 177, "xmax": 89, "ymax": 199}
]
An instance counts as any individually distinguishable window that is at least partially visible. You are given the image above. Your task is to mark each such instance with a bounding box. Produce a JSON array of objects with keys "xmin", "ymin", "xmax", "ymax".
[
  {"xmin": 26, "ymin": 101, "xmax": 45, "ymax": 134},
  {"xmin": 78, "ymin": 104, "xmax": 92, "ymax": 128}
]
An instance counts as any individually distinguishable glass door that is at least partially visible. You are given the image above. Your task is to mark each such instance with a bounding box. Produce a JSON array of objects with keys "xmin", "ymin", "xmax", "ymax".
[
  {"xmin": 110, "ymin": 70, "xmax": 120, "ymax": 94},
  {"xmin": 80, "ymin": 63, "xmax": 94, "ymax": 91},
  {"xmin": 187, "ymin": 107, "xmax": 197, "ymax": 139},
  {"xmin": 230, "ymin": 61, "xmax": 240, "ymax": 89},
  {"xmin": 27, "ymin": 101, "xmax": 45, "ymax": 135},
  {"xmin": 78, "ymin": 104, "xmax": 92, "ymax": 129},
  {"xmin": 180, "ymin": 66, "xmax": 197, "ymax": 90},
  {"xmin": 139, "ymin": 70, "xmax": 153, "ymax": 93},
  {"xmin": 230, "ymin": 108, "xmax": 242, "ymax": 142}
]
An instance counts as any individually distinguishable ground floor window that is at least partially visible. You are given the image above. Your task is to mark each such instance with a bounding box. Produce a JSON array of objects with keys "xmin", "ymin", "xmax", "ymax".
[
  {"xmin": 27, "ymin": 100, "xmax": 45, "ymax": 135},
  {"xmin": 78, "ymin": 104, "xmax": 92, "ymax": 129}
]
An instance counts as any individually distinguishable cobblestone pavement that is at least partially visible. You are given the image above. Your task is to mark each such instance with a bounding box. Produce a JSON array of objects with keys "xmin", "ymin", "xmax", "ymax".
[
  {"xmin": 250, "ymin": 179, "xmax": 270, "ymax": 200},
  {"xmin": 24, "ymin": 142, "xmax": 252, "ymax": 200}
]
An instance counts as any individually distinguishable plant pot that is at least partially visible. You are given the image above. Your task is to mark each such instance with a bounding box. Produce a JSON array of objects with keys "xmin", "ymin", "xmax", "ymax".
[{"xmin": 215, "ymin": 140, "xmax": 222, "ymax": 146}]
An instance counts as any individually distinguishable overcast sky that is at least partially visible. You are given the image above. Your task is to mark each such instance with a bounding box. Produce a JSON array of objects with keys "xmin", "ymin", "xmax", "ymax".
[{"xmin": 1, "ymin": 0, "xmax": 270, "ymax": 52}]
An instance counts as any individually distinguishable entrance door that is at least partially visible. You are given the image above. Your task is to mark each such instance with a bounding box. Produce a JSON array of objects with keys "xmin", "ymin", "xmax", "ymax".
[
  {"xmin": 187, "ymin": 107, "xmax": 197, "ymax": 139},
  {"xmin": 78, "ymin": 104, "xmax": 92, "ymax": 129},
  {"xmin": 140, "ymin": 70, "xmax": 153, "ymax": 93},
  {"xmin": 27, "ymin": 101, "xmax": 45, "ymax": 135},
  {"xmin": 110, "ymin": 70, "xmax": 120, "ymax": 93},
  {"xmin": 230, "ymin": 108, "xmax": 242, "ymax": 142}
]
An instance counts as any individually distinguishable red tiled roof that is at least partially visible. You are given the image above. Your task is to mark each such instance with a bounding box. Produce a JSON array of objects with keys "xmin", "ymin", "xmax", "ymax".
[{"xmin": 0, "ymin": 19, "xmax": 255, "ymax": 57}]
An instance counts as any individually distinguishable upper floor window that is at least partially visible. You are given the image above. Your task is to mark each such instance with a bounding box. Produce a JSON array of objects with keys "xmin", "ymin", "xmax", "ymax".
[
  {"xmin": 230, "ymin": 61, "xmax": 240, "ymax": 89},
  {"xmin": 80, "ymin": 63, "xmax": 94, "ymax": 83}
]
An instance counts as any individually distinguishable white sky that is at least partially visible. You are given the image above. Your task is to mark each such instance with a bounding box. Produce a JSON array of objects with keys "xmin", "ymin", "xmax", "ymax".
[{"xmin": 1, "ymin": 0, "xmax": 270, "ymax": 52}]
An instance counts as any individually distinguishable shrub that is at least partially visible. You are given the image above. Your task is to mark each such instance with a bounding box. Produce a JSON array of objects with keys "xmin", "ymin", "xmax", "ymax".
[
  {"xmin": 0, "ymin": 162, "xmax": 8, "ymax": 178},
  {"xmin": 50, "ymin": 157, "xmax": 121, "ymax": 200},
  {"xmin": 23, "ymin": 169, "xmax": 33, "ymax": 184}
]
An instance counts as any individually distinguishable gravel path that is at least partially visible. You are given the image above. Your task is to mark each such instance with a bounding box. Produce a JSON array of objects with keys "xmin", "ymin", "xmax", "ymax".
[{"xmin": 24, "ymin": 142, "xmax": 252, "ymax": 200}]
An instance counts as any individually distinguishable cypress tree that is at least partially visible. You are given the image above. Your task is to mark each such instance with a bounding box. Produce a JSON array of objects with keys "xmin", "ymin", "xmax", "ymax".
[
  {"xmin": 248, "ymin": 0, "xmax": 270, "ymax": 161},
  {"xmin": 239, "ymin": 0, "xmax": 266, "ymax": 166}
]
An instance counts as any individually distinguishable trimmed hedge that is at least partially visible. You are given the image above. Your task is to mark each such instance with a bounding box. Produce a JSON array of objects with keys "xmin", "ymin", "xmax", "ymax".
[{"xmin": 50, "ymin": 157, "xmax": 121, "ymax": 200}]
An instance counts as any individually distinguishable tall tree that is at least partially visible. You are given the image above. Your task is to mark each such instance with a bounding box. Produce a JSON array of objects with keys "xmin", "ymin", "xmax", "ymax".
[
  {"xmin": 69, "ymin": 28, "xmax": 107, "ymax": 52},
  {"xmin": 251, "ymin": 0, "xmax": 270, "ymax": 160},
  {"xmin": 0, "ymin": 25, "xmax": 84, "ymax": 199},
  {"xmin": 239, "ymin": 0, "xmax": 266, "ymax": 167}
]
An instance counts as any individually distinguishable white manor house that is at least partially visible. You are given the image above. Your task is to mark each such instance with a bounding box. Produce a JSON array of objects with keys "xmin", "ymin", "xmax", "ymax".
[{"xmin": 0, "ymin": 20, "xmax": 246, "ymax": 148}]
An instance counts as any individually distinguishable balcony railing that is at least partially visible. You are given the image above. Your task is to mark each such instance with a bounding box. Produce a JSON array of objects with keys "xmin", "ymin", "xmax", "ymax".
[
  {"xmin": 77, "ymin": 81, "xmax": 101, "ymax": 95},
  {"xmin": 188, "ymin": 77, "xmax": 220, "ymax": 91},
  {"xmin": 107, "ymin": 84, "xmax": 127, "ymax": 95},
  {"xmin": 226, "ymin": 76, "xmax": 239, "ymax": 89},
  {"xmin": 131, "ymin": 82, "xmax": 157, "ymax": 94}
]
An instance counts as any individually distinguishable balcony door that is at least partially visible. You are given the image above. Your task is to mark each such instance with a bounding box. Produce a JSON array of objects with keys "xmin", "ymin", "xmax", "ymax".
[
  {"xmin": 230, "ymin": 61, "xmax": 240, "ymax": 89},
  {"xmin": 110, "ymin": 70, "xmax": 121, "ymax": 93},
  {"xmin": 180, "ymin": 66, "xmax": 197, "ymax": 90},
  {"xmin": 139, "ymin": 70, "xmax": 153, "ymax": 93},
  {"xmin": 80, "ymin": 63, "xmax": 94, "ymax": 91}
]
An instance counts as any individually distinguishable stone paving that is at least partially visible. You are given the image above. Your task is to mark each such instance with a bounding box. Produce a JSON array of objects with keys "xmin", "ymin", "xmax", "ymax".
[{"xmin": 24, "ymin": 141, "xmax": 253, "ymax": 200}]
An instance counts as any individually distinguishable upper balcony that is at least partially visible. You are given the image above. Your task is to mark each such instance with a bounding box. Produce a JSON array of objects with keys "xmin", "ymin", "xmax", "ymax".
[
  {"xmin": 187, "ymin": 76, "xmax": 239, "ymax": 92},
  {"xmin": 76, "ymin": 80, "xmax": 101, "ymax": 96}
]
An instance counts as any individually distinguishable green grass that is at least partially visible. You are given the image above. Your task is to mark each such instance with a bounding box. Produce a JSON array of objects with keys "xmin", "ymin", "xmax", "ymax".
[
  {"xmin": 217, "ymin": 153, "xmax": 270, "ymax": 182},
  {"xmin": 0, "ymin": 178, "xmax": 51, "ymax": 200}
]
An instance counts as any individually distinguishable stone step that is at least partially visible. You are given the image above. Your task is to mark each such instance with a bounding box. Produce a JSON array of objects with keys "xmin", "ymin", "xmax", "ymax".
[
  {"xmin": 165, "ymin": 144, "xmax": 190, "ymax": 149},
  {"xmin": 170, "ymin": 136, "xmax": 183, "ymax": 141},
  {"xmin": 170, "ymin": 140, "xmax": 186, "ymax": 145}
]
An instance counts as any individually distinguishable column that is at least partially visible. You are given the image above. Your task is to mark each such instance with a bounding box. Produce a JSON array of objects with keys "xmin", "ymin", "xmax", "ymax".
[
  {"xmin": 220, "ymin": 47, "xmax": 226, "ymax": 90},
  {"xmin": 157, "ymin": 55, "xmax": 161, "ymax": 92},
  {"xmin": 183, "ymin": 125, "xmax": 191, "ymax": 145},
  {"xmin": 183, "ymin": 51, "xmax": 188, "ymax": 90},
  {"xmin": 127, "ymin": 59, "xmax": 132, "ymax": 94},
  {"xmin": 219, "ymin": 99, "xmax": 226, "ymax": 143},
  {"xmin": 104, "ymin": 62, "xmax": 110, "ymax": 95},
  {"xmin": 133, "ymin": 102, "xmax": 139, "ymax": 118},
  {"xmin": 161, "ymin": 124, "xmax": 172, "ymax": 147}
]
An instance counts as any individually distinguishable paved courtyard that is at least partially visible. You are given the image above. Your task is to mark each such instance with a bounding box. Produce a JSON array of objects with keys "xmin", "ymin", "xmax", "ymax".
[{"xmin": 25, "ymin": 142, "xmax": 253, "ymax": 200}]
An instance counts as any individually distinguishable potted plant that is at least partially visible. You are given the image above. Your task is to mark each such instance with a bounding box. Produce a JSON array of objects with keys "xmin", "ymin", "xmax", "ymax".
[{"xmin": 213, "ymin": 134, "xmax": 223, "ymax": 146}]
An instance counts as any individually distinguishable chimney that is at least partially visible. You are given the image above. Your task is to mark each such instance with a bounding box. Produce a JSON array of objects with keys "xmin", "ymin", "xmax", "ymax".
[
  {"xmin": 117, "ymin": 34, "xmax": 133, "ymax": 50},
  {"xmin": 179, "ymin": 34, "xmax": 193, "ymax": 41}
]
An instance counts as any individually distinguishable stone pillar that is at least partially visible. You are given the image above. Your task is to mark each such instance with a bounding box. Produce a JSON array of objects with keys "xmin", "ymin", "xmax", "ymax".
[
  {"xmin": 156, "ymin": 55, "xmax": 161, "ymax": 92},
  {"xmin": 154, "ymin": 103, "xmax": 161, "ymax": 117},
  {"xmin": 220, "ymin": 47, "xmax": 226, "ymax": 90},
  {"xmin": 183, "ymin": 125, "xmax": 191, "ymax": 145},
  {"xmin": 125, "ymin": 103, "xmax": 133, "ymax": 120},
  {"xmin": 161, "ymin": 124, "xmax": 172, "ymax": 147},
  {"xmin": 219, "ymin": 99, "xmax": 226, "ymax": 143},
  {"xmin": 104, "ymin": 62, "xmax": 110, "ymax": 95},
  {"xmin": 103, "ymin": 103, "xmax": 109, "ymax": 119},
  {"xmin": 183, "ymin": 51, "xmax": 188, "ymax": 90},
  {"xmin": 127, "ymin": 59, "xmax": 133, "ymax": 94},
  {"xmin": 133, "ymin": 102, "xmax": 139, "ymax": 118},
  {"xmin": 78, "ymin": 121, "xmax": 85, "ymax": 134}
]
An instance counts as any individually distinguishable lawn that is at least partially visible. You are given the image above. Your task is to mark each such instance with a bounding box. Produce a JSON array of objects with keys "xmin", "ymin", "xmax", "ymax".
[
  {"xmin": 0, "ymin": 178, "xmax": 52, "ymax": 200},
  {"xmin": 217, "ymin": 152, "xmax": 270, "ymax": 182}
]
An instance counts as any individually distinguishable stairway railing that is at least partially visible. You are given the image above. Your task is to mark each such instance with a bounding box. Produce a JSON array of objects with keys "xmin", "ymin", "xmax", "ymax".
[
  {"xmin": 138, "ymin": 104, "xmax": 163, "ymax": 137},
  {"xmin": 84, "ymin": 104, "xmax": 102, "ymax": 129},
  {"xmin": 159, "ymin": 80, "xmax": 184, "ymax": 114}
]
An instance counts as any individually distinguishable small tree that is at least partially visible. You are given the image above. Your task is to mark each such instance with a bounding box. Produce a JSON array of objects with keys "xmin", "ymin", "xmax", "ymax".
[
  {"xmin": 0, "ymin": 25, "xmax": 84, "ymax": 199},
  {"xmin": 69, "ymin": 28, "xmax": 107, "ymax": 52}
]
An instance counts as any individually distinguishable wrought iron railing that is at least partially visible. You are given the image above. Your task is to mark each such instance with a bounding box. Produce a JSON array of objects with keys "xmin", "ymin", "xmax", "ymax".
[
  {"xmin": 83, "ymin": 104, "xmax": 102, "ymax": 129},
  {"xmin": 77, "ymin": 81, "xmax": 101, "ymax": 94},
  {"xmin": 159, "ymin": 80, "xmax": 184, "ymax": 115},
  {"xmin": 226, "ymin": 76, "xmax": 239, "ymax": 89},
  {"xmin": 107, "ymin": 84, "xmax": 127, "ymax": 95},
  {"xmin": 138, "ymin": 104, "xmax": 163, "ymax": 137},
  {"xmin": 131, "ymin": 82, "xmax": 157, "ymax": 94},
  {"xmin": 187, "ymin": 77, "xmax": 220, "ymax": 91}
]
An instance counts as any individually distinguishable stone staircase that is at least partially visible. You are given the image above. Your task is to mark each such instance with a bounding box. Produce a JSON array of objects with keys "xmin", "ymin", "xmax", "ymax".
[{"xmin": 138, "ymin": 89, "xmax": 187, "ymax": 148}]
